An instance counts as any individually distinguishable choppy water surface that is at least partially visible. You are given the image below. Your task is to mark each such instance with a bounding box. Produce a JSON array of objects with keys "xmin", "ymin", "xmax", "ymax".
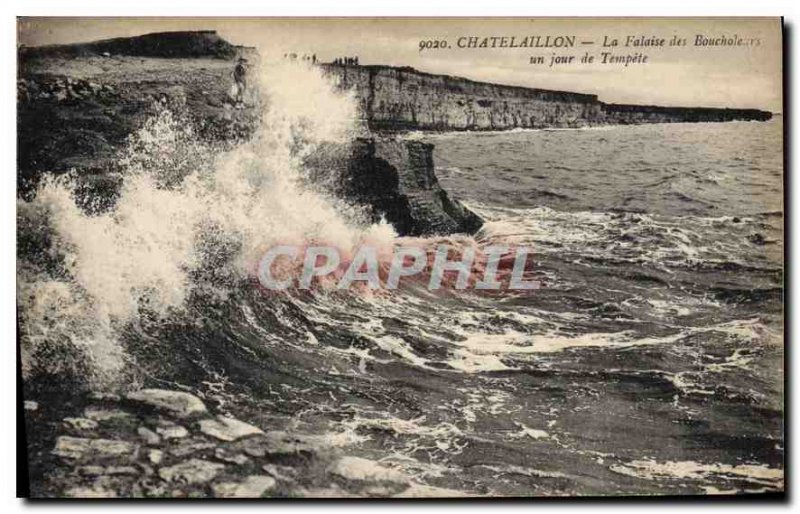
[
  {"xmin": 215, "ymin": 121, "xmax": 784, "ymax": 496},
  {"xmin": 411, "ymin": 121, "xmax": 783, "ymax": 494},
  {"xmin": 20, "ymin": 61, "xmax": 783, "ymax": 496}
]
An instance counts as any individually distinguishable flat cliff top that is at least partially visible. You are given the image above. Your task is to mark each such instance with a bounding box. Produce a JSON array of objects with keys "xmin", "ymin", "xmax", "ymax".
[
  {"xmin": 325, "ymin": 63, "xmax": 772, "ymax": 117},
  {"xmin": 19, "ymin": 30, "xmax": 239, "ymax": 60},
  {"xmin": 20, "ymin": 53, "xmax": 236, "ymax": 86},
  {"xmin": 17, "ymin": 47, "xmax": 257, "ymax": 197}
]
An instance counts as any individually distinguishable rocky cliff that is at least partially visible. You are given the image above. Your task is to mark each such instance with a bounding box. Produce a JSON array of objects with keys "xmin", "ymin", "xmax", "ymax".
[
  {"xmin": 323, "ymin": 64, "xmax": 773, "ymax": 131},
  {"xmin": 16, "ymin": 44, "xmax": 260, "ymax": 201},
  {"xmin": 17, "ymin": 31, "xmax": 482, "ymax": 236}
]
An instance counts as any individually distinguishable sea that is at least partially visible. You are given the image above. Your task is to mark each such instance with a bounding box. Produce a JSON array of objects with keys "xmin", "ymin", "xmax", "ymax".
[{"xmin": 19, "ymin": 62, "xmax": 784, "ymax": 496}]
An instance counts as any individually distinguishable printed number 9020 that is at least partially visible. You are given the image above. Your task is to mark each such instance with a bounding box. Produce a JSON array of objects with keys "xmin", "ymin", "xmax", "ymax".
[{"xmin": 419, "ymin": 39, "xmax": 450, "ymax": 52}]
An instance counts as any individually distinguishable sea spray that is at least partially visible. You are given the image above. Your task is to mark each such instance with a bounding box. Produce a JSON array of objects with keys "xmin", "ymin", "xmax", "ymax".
[{"xmin": 17, "ymin": 58, "xmax": 396, "ymax": 386}]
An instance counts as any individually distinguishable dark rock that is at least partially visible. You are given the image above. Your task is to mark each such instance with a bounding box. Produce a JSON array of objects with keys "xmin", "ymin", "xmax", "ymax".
[{"xmin": 306, "ymin": 137, "xmax": 483, "ymax": 236}]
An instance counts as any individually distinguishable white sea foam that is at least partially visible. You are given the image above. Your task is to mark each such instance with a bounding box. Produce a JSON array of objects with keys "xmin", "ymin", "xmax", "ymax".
[
  {"xmin": 18, "ymin": 59, "xmax": 395, "ymax": 384},
  {"xmin": 610, "ymin": 459, "xmax": 783, "ymax": 491}
]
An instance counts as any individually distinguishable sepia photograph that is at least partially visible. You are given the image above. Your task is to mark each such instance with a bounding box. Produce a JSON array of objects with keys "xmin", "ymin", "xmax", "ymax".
[{"xmin": 15, "ymin": 16, "xmax": 784, "ymax": 499}]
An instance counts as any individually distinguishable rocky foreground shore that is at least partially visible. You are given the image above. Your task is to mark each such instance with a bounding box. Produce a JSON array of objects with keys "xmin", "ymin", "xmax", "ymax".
[
  {"xmin": 24, "ymin": 388, "xmax": 464, "ymax": 498},
  {"xmin": 18, "ymin": 32, "xmax": 488, "ymax": 498}
]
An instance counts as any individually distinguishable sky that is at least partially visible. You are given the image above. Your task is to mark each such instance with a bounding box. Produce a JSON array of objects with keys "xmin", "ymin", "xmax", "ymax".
[{"xmin": 18, "ymin": 17, "xmax": 783, "ymax": 112}]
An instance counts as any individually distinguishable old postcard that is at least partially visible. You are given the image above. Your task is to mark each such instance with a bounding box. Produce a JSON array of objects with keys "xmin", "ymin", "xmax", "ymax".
[{"xmin": 17, "ymin": 17, "xmax": 783, "ymax": 498}]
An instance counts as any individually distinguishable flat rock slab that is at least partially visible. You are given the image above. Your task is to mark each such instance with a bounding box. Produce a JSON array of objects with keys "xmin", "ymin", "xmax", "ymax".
[
  {"xmin": 126, "ymin": 389, "xmax": 207, "ymax": 418},
  {"xmin": 158, "ymin": 458, "xmax": 225, "ymax": 485},
  {"xmin": 80, "ymin": 465, "xmax": 139, "ymax": 476},
  {"xmin": 169, "ymin": 438, "xmax": 216, "ymax": 457},
  {"xmin": 147, "ymin": 449, "xmax": 164, "ymax": 465},
  {"xmin": 53, "ymin": 436, "xmax": 138, "ymax": 461},
  {"xmin": 262, "ymin": 464, "xmax": 297, "ymax": 481},
  {"xmin": 212, "ymin": 475, "xmax": 277, "ymax": 498},
  {"xmin": 84, "ymin": 406, "xmax": 133, "ymax": 422},
  {"xmin": 156, "ymin": 425, "xmax": 189, "ymax": 439},
  {"xmin": 329, "ymin": 456, "xmax": 408, "ymax": 484},
  {"xmin": 63, "ymin": 417, "xmax": 98, "ymax": 431},
  {"xmin": 294, "ymin": 485, "xmax": 356, "ymax": 498},
  {"xmin": 395, "ymin": 484, "xmax": 470, "ymax": 498},
  {"xmin": 214, "ymin": 447, "xmax": 250, "ymax": 465},
  {"xmin": 65, "ymin": 486, "xmax": 118, "ymax": 498},
  {"xmin": 137, "ymin": 426, "xmax": 161, "ymax": 445},
  {"xmin": 199, "ymin": 415, "xmax": 264, "ymax": 442}
]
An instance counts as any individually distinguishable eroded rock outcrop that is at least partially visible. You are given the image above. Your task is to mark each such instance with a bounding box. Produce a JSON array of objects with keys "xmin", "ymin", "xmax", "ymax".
[{"xmin": 305, "ymin": 137, "xmax": 483, "ymax": 236}]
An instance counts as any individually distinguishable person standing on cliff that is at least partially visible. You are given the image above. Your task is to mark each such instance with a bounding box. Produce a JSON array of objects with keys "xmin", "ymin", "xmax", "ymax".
[{"xmin": 232, "ymin": 57, "xmax": 248, "ymax": 108}]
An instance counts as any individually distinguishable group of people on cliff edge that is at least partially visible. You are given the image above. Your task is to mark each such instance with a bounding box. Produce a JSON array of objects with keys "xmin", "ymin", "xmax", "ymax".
[{"xmin": 333, "ymin": 56, "xmax": 359, "ymax": 65}]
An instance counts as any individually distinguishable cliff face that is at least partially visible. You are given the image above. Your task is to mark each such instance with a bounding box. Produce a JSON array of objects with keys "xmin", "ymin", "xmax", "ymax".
[
  {"xmin": 323, "ymin": 64, "xmax": 772, "ymax": 130},
  {"xmin": 17, "ymin": 32, "xmax": 481, "ymax": 237},
  {"xmin": 601, "ymin": 103, "xmax": 772, "ymax": 124}
]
